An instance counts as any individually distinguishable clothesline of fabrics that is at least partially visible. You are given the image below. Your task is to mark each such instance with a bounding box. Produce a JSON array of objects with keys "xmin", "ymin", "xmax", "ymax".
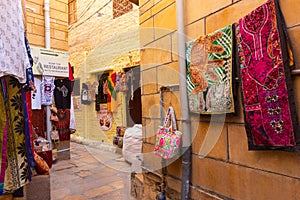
[
  {"xmin": 0, "ymin": 0, "xmax": 76, "ymax": 195},
  {"xmin": 186, "ymin": 0, "xmax": 299, "ymax": 151}
]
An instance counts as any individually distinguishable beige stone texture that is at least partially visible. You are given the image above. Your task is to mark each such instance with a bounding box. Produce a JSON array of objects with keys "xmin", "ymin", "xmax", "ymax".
[
  {"xmin": 157, "ymin": 62, "xmax": 179, "ymax": 86},
  {"xmin": 142, "ymin": 143, "xmax": 163, "ymax": 171},
  {"xmin": 160, "ymin": 91, "xmax": 181, "ymax": 119},
  {"xmin": 140, "ymin": 0, "xmax": 154, "ymax": 15},
  {"xmin": 140, "ymin": 0, "xmax": 152, "ymax": 7},
  {"xmin": 206, "ymin": 0, "xmax": 267, "ymax": 33},
  {"xmin": 192, "ymin": 155, "xmax": 300, "ymax": 200},
  {"xmin": 151, "ymin": 0, "xmax": 175, "ymax": 16},
  {"xmin": 140, "ymin": 48, "xmax": 172, "ymax": 67},
  {"xmin": 141, "ymin": 93, "xmax": 160, "ymax": 118},
  {"xmin": 280, "ymin": 0, "xmax": 300, "ymax": 28},
  {"xmin": 26, "ymin": 0, "xmax": 68, "ymax": 51},
  {"xmin": 27, "ymin": 33, "xmax": 45, "ymax": 47},
  {"xmin": 185, "ymin": 19, "xmax": 205, "ymax": 41},
  {"xmin": 140, "ymin": 19, "xmax": 154, "ymax": 47},
  {"xmin": 144, "ymin": 118, "xmax": 160, "ymax": 144},
  {"xmin": 190, "ymin": 186, "xmax": 223, "ymax": 200},
  {"xmin": 141, "ymin": 68, "xmax": 157, "ymax": 94},
  {"xmin": 294, "ymin": 76, "xmax": 300, "ymax": 123},
  {"xmin": 153, "ymin": 3, "xmax": 176, "ymax": 39},
  {"xmin": 228, "ymin": 125, "xmax": 300, "ymax": 178},
  {"xmin": 50, "ymin": 0, "xmax": 68, "ymax": 13},
  {"xmin": 192, "ymin": 122, "xmax": 228, "ymax": 161},
  {"xmin": 185, "ymin": 0, "xmax": 232, "ymax": 25},
  {"xmin": 166, "ymin": 157, "xmax": 182, "ymax": 179},
  {"xmin": 140, "ymin": 9, "xmax": 152, "ymax": 24},
  {"xmin": 288, "ymin": 26, "xmax": 300, "ymax": 69}
]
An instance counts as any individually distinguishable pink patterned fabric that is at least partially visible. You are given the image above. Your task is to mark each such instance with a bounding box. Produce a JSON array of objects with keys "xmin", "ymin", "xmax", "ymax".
[{"xmin": 236, "ymin": 0, "xmax": 298, "ymax": 149}]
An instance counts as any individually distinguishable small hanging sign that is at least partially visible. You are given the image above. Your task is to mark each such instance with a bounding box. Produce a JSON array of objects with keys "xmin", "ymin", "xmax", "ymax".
[{"xmin": 31, "ymin": 46, "xmax": 69, "ymax": 77}]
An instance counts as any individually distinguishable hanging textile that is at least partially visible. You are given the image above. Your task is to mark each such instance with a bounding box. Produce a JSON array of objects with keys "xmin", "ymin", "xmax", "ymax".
[
  {"xmin": 54, "ymin": 109, "xmax": 71, "ymax": 141},
  {"xmin": 1, "ymin": 76, "xmax": 29, "ymax": 194},
  {"xmin": 41, "ymin": 76, "xmax": 55, "ymax": 106},
  {"xmin": 24, "ymin": 33, "xmax": 35, "ymax": 92},
  {"xmin": 186, "ymin": 25, "xmax": 236, "ymax": 114},
  {"xmin": 107, "ymin": 72, "xmax": 119, "ymax": 112},
  {"xmin": 21, "ymin": 89, "xmax": 34, "ymax": 182},
  {"xmin": 54, "ymin": 78, "xmax": 72, "ymax": 109},
  {"xmin": 31, "ymin": 108, "xmax": 46, "ymax": 138},
  {"xmin": 81, "ymin": 83, "xmax": 90, "ymax": 105},
  {"xmin": 0, "ymin": 1, "xmax": 31, "ymax": 83},
  {"xmin": 236, "ymin": 0, "xmax": 299, "ymax": 150},
  {"xmin": 0, "ymin": 79, "xmax": 8, "ymax": 195},
  {"xmin": 31, "ymin": 77, "xmax": 42, "ymax": 110}
]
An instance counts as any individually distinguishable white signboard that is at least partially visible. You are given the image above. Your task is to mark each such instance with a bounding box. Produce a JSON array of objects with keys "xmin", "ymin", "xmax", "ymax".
[{"xmin": 31, "ymin": 46, "xmax": 69, "ymax": 77}]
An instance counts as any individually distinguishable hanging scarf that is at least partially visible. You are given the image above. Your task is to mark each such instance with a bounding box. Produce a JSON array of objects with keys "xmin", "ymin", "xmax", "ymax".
[
  {"xmin": 2, "ymin": 76, "xmax": 29, "ymax": 193},
  {"xmin": 0, "ymin": 78, "xmax": 8, "ymax": 195},
  {"xmin": 236, "ymin": 0, "xmax": 299, "ymax": 150},
  {"xmin": 186, "ymin": 25, "xmax": 237, "ymax": 114}
]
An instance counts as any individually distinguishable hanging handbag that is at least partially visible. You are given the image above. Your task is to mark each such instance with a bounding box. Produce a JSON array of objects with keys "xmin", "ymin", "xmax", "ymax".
[{"xmin": 154, "ymin": 107, "xmax": 182, "ymax": 159}]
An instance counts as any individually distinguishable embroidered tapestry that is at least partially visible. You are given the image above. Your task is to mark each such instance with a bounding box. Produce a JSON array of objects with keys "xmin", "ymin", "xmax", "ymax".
[
  {"xmin": 186, "ymin": 25, "xmax": 236, "ymax": 114},
  {"xmin": 236, "ymin": 0, "xmax": 299, "ymax": 150}
]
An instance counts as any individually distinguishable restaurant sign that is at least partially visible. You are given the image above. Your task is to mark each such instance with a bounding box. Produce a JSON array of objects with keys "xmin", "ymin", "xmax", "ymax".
[{"xmin": 31, "ymin": 46, "xmax": 69, "ymax": 77}]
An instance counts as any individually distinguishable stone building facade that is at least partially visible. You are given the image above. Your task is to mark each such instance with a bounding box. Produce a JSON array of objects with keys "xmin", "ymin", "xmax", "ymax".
[
  {"xmin": 137, "ymin": 0, "xmax": 300, "ymax": 199},
  {"xmin": 25, "ymin": 0, "xmax": 68, "ymax": 51},
  {"xmin": 68, "ymin": 0, "xmax": 141, "ymax": 144}
]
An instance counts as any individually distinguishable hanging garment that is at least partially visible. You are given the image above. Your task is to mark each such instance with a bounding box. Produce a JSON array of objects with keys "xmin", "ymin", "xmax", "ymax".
[
  {"xmin": 31, "ymin": 77, "xmax": 42, "ymax": 110},
  {"xmin": 81, "ymin": 83, "xmax": 89, "ymax": 105},
  {"xmin": 186, "ymin": 25, "xmax": 236, "ymax": 114},
  {"xmin": 24, "ymin": 33, "xmax": 34, "ymax": 91},
  {"xmin": 0, "ymin": 76, "xmax": 29, "ymax": 194},
  {"xmin": 54, "ymin": 109, "xmax": 71, "ymax": 141},
  {"xmin": 21, "ymin": 89, "xmax": 35, "ymax": 182},
  {"xmin": 236, "ymin": 0, "xmax": 299, "ymax": 150},
  {"xmin": 68, "ymin": 63, "xmax": 74, "ymax": 81},
  {"xmin": 69, "ymin": 96, "xmax": 76, "ymax": 132},
  {"xmin": 31, "ymin": 108, "xmax": 46, "ymax": 138},
  {"xmin": 54, "ymin": 78, "xmax": 72, "ymax": 109},
  {"xmin": 41, "ymin": 76, "xmax": 55, "ymax": 106},
  {"xmin": 0, "ymin": 1, "xmax": 31, "ymax": 83},
  {"xmin": 0, "ymin": 79, "xmax": 8, "ymax": 195}
]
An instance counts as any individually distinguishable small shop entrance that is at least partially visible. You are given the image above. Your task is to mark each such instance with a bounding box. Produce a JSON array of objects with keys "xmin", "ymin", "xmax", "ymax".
[{"xmin": 125, "ymin": 66, "xmax": 142, "ymax": 126}]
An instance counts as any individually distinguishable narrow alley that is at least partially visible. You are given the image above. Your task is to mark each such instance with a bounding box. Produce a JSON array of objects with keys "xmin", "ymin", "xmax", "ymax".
[{"xmin": 50, "ymin": 142, "xmax": 135, "ymax": 200}]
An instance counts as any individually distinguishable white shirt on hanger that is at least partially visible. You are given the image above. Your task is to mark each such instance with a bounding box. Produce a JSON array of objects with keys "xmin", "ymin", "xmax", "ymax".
[{"xmin": 0, "ymin": 0, "xmax": 30, "ymax": 83}]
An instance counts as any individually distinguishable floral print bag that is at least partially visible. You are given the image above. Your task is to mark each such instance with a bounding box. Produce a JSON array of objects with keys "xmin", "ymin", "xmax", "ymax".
[{"xmin": 154, "ymin": 107, "xmax": 182, "ymax": 159}]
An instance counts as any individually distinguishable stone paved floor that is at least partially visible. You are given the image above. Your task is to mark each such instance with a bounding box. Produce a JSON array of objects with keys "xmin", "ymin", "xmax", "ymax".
[{"xmin": 50, "ymin": 142, "xmax": 136, "ymax": 200}]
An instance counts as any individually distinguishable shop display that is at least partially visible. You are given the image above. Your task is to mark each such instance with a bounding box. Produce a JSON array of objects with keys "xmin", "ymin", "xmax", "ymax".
[
  {"xmin": 186, "ymin": 25, "xmax": 236, "ymax": 114},
  {"xmin": 236, "ymin": 0, "xmax": 299, "ymax": 150}
]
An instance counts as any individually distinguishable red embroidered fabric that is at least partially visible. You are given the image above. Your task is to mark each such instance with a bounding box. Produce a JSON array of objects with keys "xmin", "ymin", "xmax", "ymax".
[{"xmin": 236, "ymin": 0, "xmax": 298, "ymax": 149}]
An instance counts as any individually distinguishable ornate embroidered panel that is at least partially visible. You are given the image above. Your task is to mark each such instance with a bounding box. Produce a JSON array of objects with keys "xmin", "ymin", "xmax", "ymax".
[
  {"xmin": 236, "ymin": 0, "xmax": 298, "ymax": 149},
  {"xmin": 186, "ymin": 25, "xmax": 235, "ymax": 114}
]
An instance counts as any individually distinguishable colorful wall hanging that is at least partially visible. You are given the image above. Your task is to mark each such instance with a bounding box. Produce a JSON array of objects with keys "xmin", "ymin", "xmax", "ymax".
[
  {"xmin": 186, "ymin": 25, "xmax": 236, "ymax": 114},
  {"xmin": 236, "ymin": 0, "xmax": 299, "ymax": 150}
]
